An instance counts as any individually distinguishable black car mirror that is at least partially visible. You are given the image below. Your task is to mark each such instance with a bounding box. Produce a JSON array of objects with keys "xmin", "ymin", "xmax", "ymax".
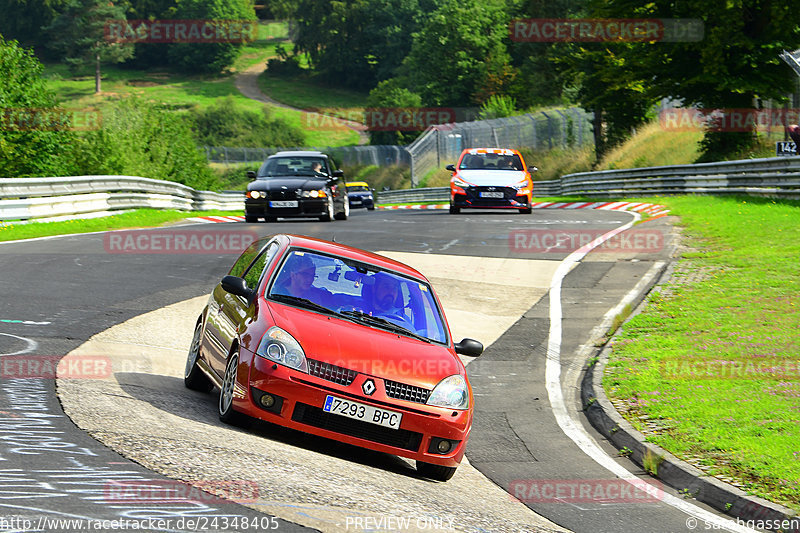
[
  {"xmin": 454, "ymin": 338, "xmax": 483, "ymax": 357},
  {"xmin": 528, "ymin": 166, "xmax": 538, "ymax": 173},
  {"xmin": 221, "ymin": 275, "xmax": 254, "ymax": 301},
  {"xmin": 332, "ymin": 169, "xmax": 344, "ymax": 178},
  {"xmin": 445, "ymin": 164, "xmax": 456, "ymax": 172},
  {"xmin": 247, "ymin": 171, "xmax": 256, "ymax": 179}
]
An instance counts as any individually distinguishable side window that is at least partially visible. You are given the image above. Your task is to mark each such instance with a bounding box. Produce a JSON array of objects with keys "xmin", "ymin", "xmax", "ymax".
[
  {"xmin": 243, "ymin": 241, "xmax": 280, "ymax": 290},
  {"xmin": 229, "ymin": 241, "xmax": 265, "ymax": 278}
]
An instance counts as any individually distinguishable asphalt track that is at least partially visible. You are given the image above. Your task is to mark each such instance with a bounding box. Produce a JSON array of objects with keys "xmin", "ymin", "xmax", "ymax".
[{"xmin": 0, "ymin": 208, "xmax": 751, "ymax": 532}]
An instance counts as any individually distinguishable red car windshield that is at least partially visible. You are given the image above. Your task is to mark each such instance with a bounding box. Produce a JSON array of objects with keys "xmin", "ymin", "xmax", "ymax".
[{"xmin": 268, "ymin": 250, "xmax": 448, "ymax": 344}]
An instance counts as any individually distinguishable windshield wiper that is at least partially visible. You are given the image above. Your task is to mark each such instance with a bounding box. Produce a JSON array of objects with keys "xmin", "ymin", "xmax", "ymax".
[
  {"xmin": 339, "ymin": 310, "xmax": 431, "ymax": 343},
  {"xmin": 270, "ymin": 294, "xmax": 338, "ymax": 316}
]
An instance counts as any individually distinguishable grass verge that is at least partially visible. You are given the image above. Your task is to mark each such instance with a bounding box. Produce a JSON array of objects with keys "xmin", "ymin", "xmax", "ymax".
[
  {"xmin": 0, "ymin": 209, "xmax": 241, "ymax": 242},
  {"xmin": 604, "ymin": 195, "xmax": 800, "ymax": 511}
]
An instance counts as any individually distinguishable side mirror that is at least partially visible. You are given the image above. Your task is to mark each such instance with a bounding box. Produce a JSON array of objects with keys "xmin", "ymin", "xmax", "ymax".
[
  {"xmin": 445, "ymin": 164, "xmax": 456, "ymax": 172},
  {"xmin": 247, "ymin": 170, "xmax": 256, "ymax": 179},
  {"xmin": 454, "ymin": 338, "xmax": 483, "ymax": 357},
  {"xmin": 528, "ymin": 166, "xmax": 538, "ymax": 173},
  {"xmin": 332, "ymin": 169, "xmax": 344, "ymax": 178},
  {"xmin": 221, "ymin": 275, "xmax": 254, "ymax": 302}
]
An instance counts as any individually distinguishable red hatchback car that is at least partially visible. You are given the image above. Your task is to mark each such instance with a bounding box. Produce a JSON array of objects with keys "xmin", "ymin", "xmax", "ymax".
[{"xmin": 184, "ymin": 234, "xmax": 483, "ymax": 481}]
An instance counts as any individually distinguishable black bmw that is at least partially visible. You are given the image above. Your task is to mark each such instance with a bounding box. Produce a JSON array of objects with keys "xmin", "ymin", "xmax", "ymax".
[{"xmin": 245, "ymin": 151, "xmax": 350, "ymax": 222}]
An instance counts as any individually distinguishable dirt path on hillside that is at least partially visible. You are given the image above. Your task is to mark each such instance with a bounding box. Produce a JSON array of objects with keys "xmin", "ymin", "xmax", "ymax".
[{"xmin": 235, "ymin": 62, "xmax": 368, "ymax": 145}]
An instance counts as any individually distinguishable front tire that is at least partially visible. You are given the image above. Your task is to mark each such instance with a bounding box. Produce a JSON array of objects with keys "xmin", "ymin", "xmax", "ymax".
[
  {"xmin": 219, "ymin": 350, "xmax": 246, "ymax": 425},
  {"xmin": 449, "ymin": 204, "xmax": 460, "ymax": 214},
  {"xmin": 245, "ymin": 214, "xmax": 259, "ymax": 223},
  {"xmin": 319, "ymin": 197, "xmax": 334, "ymax": 222},
  {"xmin": 334, "ymin": 197, "xmax": 349, "ymax": 220},
  {"xmin": 519, "ymin": 207, "xmax": 532, "ymax": 214},
  {"xmin": 416, "ymin": 461, "xmax": 457, "ymax": 481},
  {"xmin": 184, "ymin": 322, "xmax": 213, "ymax": 392}
]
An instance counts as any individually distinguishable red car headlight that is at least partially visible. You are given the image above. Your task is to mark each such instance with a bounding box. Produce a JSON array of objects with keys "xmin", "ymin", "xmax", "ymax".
[
  {"xmin": 427, "ymin": 374, "xmax": 469, "ymax": 410},
  {"xmin": 256, "ymin": 326, "xmax": 309, "ymax": 373}
]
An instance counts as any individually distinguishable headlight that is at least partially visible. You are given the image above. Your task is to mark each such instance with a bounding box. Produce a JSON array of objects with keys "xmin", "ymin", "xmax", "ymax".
[
  {"xmin": 452, "ymin": 177, "xmax": 471, "ymax": 188},
  {"xmin": 302, "ymin": 189, "xmax": 327, "ymax": 198},
  {"xmin": 256, "ymin": 326, "xmax": 308, "ymax": 373},
  {"xmin": 248, "ymin": 190, "xmax": 262, "ymax": 199},
  {"xmin": 427, "ymin": 374, "xmax": 469, "ymax": 410},
  {"xmin": 512, "ymin": 179, "xmax": 530, "ymax": 189}
]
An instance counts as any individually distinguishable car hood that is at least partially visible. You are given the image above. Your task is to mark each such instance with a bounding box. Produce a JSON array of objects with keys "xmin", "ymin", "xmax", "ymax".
[
  {"xmin": 456, "ymin": 169, "xmax": 526, "ymax": 186},
  {"xmin": 266, "ymin": 302, "xmax": 462, "ymax": 390},
  {"xmin": 348, "ymin": 191, "xmax": 373, "ymax": 197},
  {"xmin": 249, "ymin": 177, "xmax": 327, "ymax": 191}
]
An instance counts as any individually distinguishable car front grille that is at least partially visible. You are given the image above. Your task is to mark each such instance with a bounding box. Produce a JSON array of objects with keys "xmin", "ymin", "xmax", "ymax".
[
  {"xmin": 291, "ymin": 402, "xmax": 423, "ymax": 452},
  {"xmin": 307, "ymin": 359, "xmax": 358, "ymax": 386},
  {"xmin": 384, "ymin": 379, "xmax": 431, "ymax": 404}
]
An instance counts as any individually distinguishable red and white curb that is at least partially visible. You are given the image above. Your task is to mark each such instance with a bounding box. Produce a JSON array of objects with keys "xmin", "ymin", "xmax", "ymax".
[
  {"xmin": 379, "ymin": 201, "xmax": 669, "ymax": 216},
  {"xmin": 185, "ymin": 215, "xmax": 246, "ymax": 224},
  {"xmin": 185, "ymin": 202, "xmax": 669, "ymax": 222}
]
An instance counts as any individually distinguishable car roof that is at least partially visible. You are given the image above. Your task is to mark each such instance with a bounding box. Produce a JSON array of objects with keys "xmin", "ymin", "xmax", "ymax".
[
  {"xmin": 345, "ymin": 181, "xmax": 369, "ymax": 187},
  {"xmin": 269, "ymin": 151, "xmax": 329, "ymax": 159},
  {"xmin": 284, "ymin": 234, "xmax": 425, "ymax": 280},
  {"xmin": 460, "ymin": 148, "xmax": 521, "ymax": 156}
]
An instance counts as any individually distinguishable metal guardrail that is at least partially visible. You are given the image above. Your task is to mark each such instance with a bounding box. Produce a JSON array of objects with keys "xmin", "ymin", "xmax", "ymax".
[
  {"xmin": 376, "ymin": 156, "xmax": 800, "ymax": 203},
  {"xmin": 0, "ymin": 176, "xmax": 244, "ymax": 221}
]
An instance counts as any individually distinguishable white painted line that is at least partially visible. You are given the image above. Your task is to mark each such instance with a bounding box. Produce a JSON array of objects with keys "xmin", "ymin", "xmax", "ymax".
[
  {"xmin": 544, "ymin": 216, "xmax": 755, "ymax": 533},
  {"xmin": 0, "ymin": 333, "xmax": 38, "ymax": 356}
]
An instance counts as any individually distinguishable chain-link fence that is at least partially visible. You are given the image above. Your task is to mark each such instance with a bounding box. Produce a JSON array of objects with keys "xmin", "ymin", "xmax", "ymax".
[
  {"xmin": 205, "ymin": 107, "xmax": 593, "ymax": 186},
  {"xmin": 204, "ymin": 145, "xmax": 411, "ymax": 168},
  {"xmin": 406, "ymin": 108, "xmax": 593, "ymax": 186}
]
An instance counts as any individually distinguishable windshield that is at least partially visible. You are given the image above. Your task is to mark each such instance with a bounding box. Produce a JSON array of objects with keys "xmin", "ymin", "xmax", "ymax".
[
  {"xmin": 348, "ymin": 185, "xmax": 370, "ymax": 192},
  {"xmin": 267, "ymin": 250, "xmax": 448, "ymax": 344},
  {"xmin": 258, "ymin": 157, "xmax": 329, "ymax": 178},
  {"xmin": 458, "ymin": 152, "xmax": 523, "ymax": 171}
]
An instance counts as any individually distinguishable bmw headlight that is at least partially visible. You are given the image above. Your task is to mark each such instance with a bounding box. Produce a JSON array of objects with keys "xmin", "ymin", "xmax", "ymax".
[
  {"xmin": 256, "ymin": 326, "xmax": 308, "ymax": 373},
  {"xmin": 301, "ymin": 189, "xmax": 327, "ymax": 198},
  {"xmin": 248, "ymin": 190, "xmax": 263, "ymax": 199},
  {"xmin": 452, "ymin": 177, "xmax": 471, "ymax": 188},
  {"xmin": 427, "ymin": 375, "xmax": 469, "ymax": 410}
]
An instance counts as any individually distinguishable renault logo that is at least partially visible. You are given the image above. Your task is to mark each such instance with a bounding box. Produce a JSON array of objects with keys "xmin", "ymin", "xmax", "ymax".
[{"xmin": 362, "ymin": 379, "xmax": 376, "ymax": 396}]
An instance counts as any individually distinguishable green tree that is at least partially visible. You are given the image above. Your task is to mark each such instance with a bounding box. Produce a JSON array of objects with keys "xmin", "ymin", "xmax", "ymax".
[
  {"xmin": 0, "ymin": 0, "xmax": 66, "ymax": 52},
  {"xmin": 0, "ymin": 35, "xmax": 75, "ymax": 178},
  {"xmin": 365, "ymin": 79, "xmax": 423, "ymax": 145},
  {"xmin": 582, "ymin": 0, "xmax": 800, "ymax": 160},
  {"xmin": 399, "ymin": 0, "xmax": 513, "ymax": 106},
  {"xmin": 43, "ymin": 0, "xmax": 134, "ymax": 93},
  {"xmin": 292, "ymin": 0, "xmax": 441, "ymax": 91},
  {"xmin": 166, "ymin": 0, "xmax": 257, "ymax": 74}
]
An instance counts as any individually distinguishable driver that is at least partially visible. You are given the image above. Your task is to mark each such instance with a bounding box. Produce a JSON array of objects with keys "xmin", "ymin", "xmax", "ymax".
[
  {"xmin": 369, "ymin": 272, "xmax": 412, "ymax": 328},
  {"xmin": 273, "ymin": 253, "xmax": 332, "ymax": 306}
]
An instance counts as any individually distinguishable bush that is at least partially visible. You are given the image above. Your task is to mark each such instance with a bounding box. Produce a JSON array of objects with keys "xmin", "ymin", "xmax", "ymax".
[
  {"xmin": 70, "ymin": 99, "xmax": 219, "ymax": 190},
  {"xmin": 0, "ymin": 36, "xmax": 75, "ymax": 178},
  {"xmin": 188, "ymin": 96, "xmax": 305, "ymax": 148}
]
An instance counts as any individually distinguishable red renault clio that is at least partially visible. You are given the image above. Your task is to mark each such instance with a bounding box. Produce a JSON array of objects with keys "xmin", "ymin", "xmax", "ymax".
[{"xmin": 184, "ymin": 234, "xmax": 483, "ymax": 481}]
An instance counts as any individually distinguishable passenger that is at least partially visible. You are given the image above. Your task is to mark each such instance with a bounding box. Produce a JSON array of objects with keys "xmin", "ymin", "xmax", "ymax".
[{"xmin": 273, "ymin": 254, "xmax": 332, "ymax": 306}]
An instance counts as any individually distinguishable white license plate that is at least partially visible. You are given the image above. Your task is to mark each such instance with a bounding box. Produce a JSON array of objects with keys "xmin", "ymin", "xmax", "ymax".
[
  {"xmin": 269, "ymin": 200, "xmax": 298, "ymax": 208},
  {"xmin": 480, "ymin": 191, "xmax": 504, "ymax": 198},
  {"xmin": 323, "ymin": 395, "xmax": 402, "ymax": 429}
]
